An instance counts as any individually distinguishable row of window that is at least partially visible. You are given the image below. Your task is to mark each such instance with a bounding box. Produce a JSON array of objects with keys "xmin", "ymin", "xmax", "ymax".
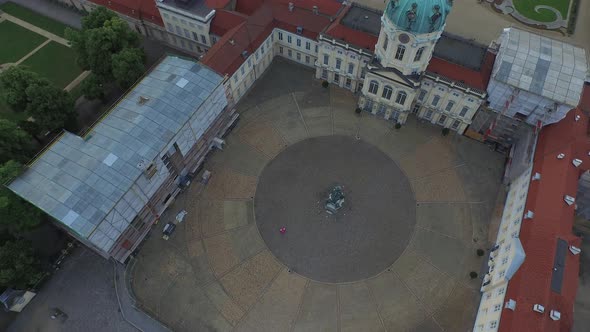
[
  {"xmin": 163, "ymin": 12, "xmax": 205, "ymax": 31},
  {"xmin": 278, "ymin": 31, "xmax": 317, "ymax": 53},
  {"xmin": 279, "ymin": 47, "xmax": 313, "ymax": 64},
  {"xmin": 166, "ymin": 23, "xmax": 208, "ymax": 45},
  {"xmin": 367, "ymin": 81, "xmax": 407, "ymax": 105},
  {"xmin": 320, "ymin": 70, "xmax": 355, "ymax": 89},
  {"xmin": 417, "ymin": 89, "xmax": 471, "ymax": 117},
  {"xmin": 232, "ymin": 38, "xmax": 273, "ymax": 85},
  {"xmin": 322, "ymin": 54, "xmax": 356, "ymax": 74},
  {"xmin": 383, "ymin": 37, "xmax": 425, "ymax": 62}
]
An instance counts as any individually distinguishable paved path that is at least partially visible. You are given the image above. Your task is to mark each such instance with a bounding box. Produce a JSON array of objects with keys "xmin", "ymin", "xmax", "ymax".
[
  {"xmin": 64, "ymin": 70, "xmax": 90, "ymax": 91},
  {"xmin": 15, "ymin": 39, "xmax": 50, "ymax": 65},
  {"xmin": 7, "ymin": 248, "xmax": 137, "ymax": 332},
  {"xmin": 0, "ymin": 0, "xmax": 82, "ymax": 29},
  {"xmin": 0, "ymin": 12, "xmax": 70, "ymax": 46},
  {"xmin": 114, "ymin": 261, "xmax": 172, "ymax": 332},
  {"xmin": 130, "ymin": 58, "xmax": 506, "ymax": 332}
]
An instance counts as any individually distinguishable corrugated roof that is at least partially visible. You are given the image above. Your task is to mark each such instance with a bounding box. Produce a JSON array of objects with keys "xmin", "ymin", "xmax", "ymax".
[
  {"xmin": 493, "ymin": 28, "xmax": 587, "ymax": 107},
  {"xmin": 499, "ymin": 108, "xmax": 587, "ymax": 332},
  {"xmin": 9, "ymin": 56, "xmax": 224, "ymax": 252}
]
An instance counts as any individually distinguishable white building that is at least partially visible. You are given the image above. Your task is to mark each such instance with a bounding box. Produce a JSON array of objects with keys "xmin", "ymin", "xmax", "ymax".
[{"xmin": 8, "ymin": 56, "xmax": 237, "ymax": 262}]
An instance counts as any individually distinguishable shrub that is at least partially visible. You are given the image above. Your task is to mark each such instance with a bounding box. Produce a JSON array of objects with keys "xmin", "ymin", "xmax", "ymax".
[
  {"xmin": 442, "ymin": 127, "xmax": 450, "ymax": 136},
  {"xmin": 470, "ymin": 271, "xmax": 478, "ymax": 279},
  {"xmin": 321, "ymin": 80, "xmax": 329, "ymax": 88},
  {"xmin": 395, "ymin": 123, "xmax": 402, "ymax": 129},
  {"xmin": 477, "ymin": 249, "xmax": 485, "ymax": 257},
  {"xmin": 355, "ymin": 107, "xmax": 362, "ymax": 114}
]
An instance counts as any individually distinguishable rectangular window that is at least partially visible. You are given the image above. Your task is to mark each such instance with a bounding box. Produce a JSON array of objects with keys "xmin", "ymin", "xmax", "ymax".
[
  {"xmin": 368, "ymin": 81, "xmax": 379, "ymax": 94},
  {"xmin": 451, "ymin": 120, "xmax": 460, "ymax": 129},
  {"xmin": 432, "ymin": 95, "xmax": 440, "ymax": 106},
  {"xmin": 201, "ymin": 35, "xmax": 206, "ymax": 44},
  {"xmin": 279, "ymin": 46, "xmax": 283, "ymax": 54},
  {"xmin": 438, "ymin": 114, "xmax": 447, "ymax": 125},
  {"xmin": 296, "ymin": 52, "xmax": 301, "ymax": 61},
  {"xmin": 321, "ymin": 69, "xmax": 328, "ymax": 79},
  {"xmin": 175, "ymin": 25, "xmax": 182, "ymax": 35},
  {"xmin": 383, "ymin": 36, "xmax": 388, "ymax": 51},
  {"xmin": 247, "ymin": 59, "xmax": 252, "ymax": 68},
  {"xmin": 233, "ymin": 76, "xmax": 237, "ymax": 83},
  {"xmin": 241, "ymin": 66, "xmax": 245, "ymax": 75},
  {"xmin": 278, "ymin": 31, "xmax": 283, "ymax": 40},
  {"xmin": 445, "ymin": 101, "xmax": 455, "ymax": 112},
  {"xmin": 348, "ymin": 63, "xmax": 354, "ymax": 74},
  {"xmin": 336, "ymin": 58, "xmax": 342, "ymax": 70},
  {"xmin": 166, "ymin": 24, "xmax": 173, "ymax": 33},
  {"xmin": 261, "ymin": 45, "xmax": 265, "ymax": 53},
  {"xmin": 345, "ymin": 78, "xmax": 352, "ymax": 88},
  {"xmin": 181, "ymin": 19, "xmax": 187, "ymax": 25},
  {"xmin": 459, "ymin": 106, "xmax": 469, "ymax": 117},
  {"xmin": 315, "ymin": 45, "xmax": 318, "ymax": 53},
  {"xmin": 494, "ymin": 304, "xmax": 502, "ymax": 312},
  {"xmin": 414, "ymin": 47, "xmax": 425, "ymax": 62},
  {"xmin": 490, "ymin": 321, "xmax": 497, "ymax": 329},
  {"xmin": 180, "ymin": 39, "xmax": 186, "ymax": 48},
  {"xmin": 334, "ymin": 73, "xmax": 340, "ymax": 84},
  {"xmin": 497, "ymin": 287, "xmax": 505, "ymax": 296},
  {"xmin": 425, "ymin": 110, "xmax": 433, "ymax": 119},
  {"xmin": 418, "ymin": 89, "xmax": 427, "ymax": 101},
  {"xmin": 288, "ymin": 49, "xmax": 292, "ymax": 57},
  {"xmin": 305, "ymin": 55, "xmax": 310, "ymax": 63},
  {"xmin": 395, "ymin": 45, "xmax": 406, "ymax": 60},
  {"xmin": 296, "ymin": 38, "xmax": 301, "ymax": 47},
  {"xmin": 287, "ymin": 35, "xmax": 292, "ymax": 43},
  {"xmin": 395, "ymin": 92, "xmax": 407, "ymax": 105},
  {"xmin": 502, "ymin": 257, "xmax": 509, "ymax": 265},
  {"xmin": 323, "ymin": 54, "xmax": 329, "ymax": 65},
  {"xmin": 382, "ymin": 87, "xmax": 393, "ymax": 100},
  {"xmin": 305, "ymin": 41, "xmax": 311, "ymax": 50},
  {"xmin": 183, "ymin": 29, "xmax": 190, "ymax": 39}
]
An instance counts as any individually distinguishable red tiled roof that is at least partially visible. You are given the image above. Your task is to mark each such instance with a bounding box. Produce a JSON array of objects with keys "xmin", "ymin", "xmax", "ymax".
[
  {"xmin": 210, "ymin": 10, "xmax": 247, "ymax": 36},
  {"xmin": 498, "ymin": 108, "xmax": 586, "ymax": 332},
  {"xmin": 426, "ymin": 51, "xmax": 496, "ymax": 91},
  {"xmin": 202, "ymin": 0, "xmax": 337, "ymax": 76},
  {"xmin": 323, "ymin": 6, "xmax": 378, "ymax": 52},
  {"xmin": 89, "ymin": 0, "xmax": 163, "ymax": 26}
]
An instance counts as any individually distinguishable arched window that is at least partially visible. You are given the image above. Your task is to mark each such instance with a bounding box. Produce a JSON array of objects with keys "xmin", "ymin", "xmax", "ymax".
[
  {"xmin": 414, "ymin": 47, "xmax": 425, "ymax": 62},
  {"xmin": 382, "ymin": 86, "xmax": 393, "ymax": 100},
  {"xmin": 395, "ymin": 45, "xmax": 406, "ymax": 60},
  {"xmin": 368, "ymin": 80, "xmax": 379, "ymax": 94},
  {"xmin": 432, "ymin": 95, "xmax": 440, "ymax": 106},
  {"xmin": 395, "ymin": 91, "xmax": 407, "ymax": 105}
]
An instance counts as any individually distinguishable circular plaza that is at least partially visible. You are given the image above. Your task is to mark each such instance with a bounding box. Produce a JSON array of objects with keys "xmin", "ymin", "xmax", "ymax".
[{"xmin": 130, "ymin": 61, "xmax": 505, "ymax": 332}]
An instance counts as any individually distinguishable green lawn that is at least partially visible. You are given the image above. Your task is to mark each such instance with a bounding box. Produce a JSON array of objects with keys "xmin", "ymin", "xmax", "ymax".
[
  {"xmin": 0, "ymin": 21, "xmax": 46, "ymax": 64},
  {"xmin": 513, "ymin": 0, "xmax": 572, "ymax": 23},
  {"xmin": 0, "ymin": 2, "xmax": 74, "ymax": 38},
  {"xmin": 20, "ymin": 42, "xmax": 82, "ymax": 89}
]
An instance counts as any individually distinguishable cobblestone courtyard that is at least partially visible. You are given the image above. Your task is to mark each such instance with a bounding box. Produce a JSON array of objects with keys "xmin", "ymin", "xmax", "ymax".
[{"xmin": 130, "ymin": 59, "xmax": 505, "ymax": 332}]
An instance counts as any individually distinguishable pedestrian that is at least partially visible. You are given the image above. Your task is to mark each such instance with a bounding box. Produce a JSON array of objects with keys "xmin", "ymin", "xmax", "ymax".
[{"xmin": 279, "ymin": 227, "xmax": 286, "ymax": 234}]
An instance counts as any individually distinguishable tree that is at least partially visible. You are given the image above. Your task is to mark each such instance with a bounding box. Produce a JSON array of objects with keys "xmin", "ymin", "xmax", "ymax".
[
  {"xmin": 0, "ymin": 161, "xmax": 42, "ymax": 234},
  {"xmin": 112, "ymin": 48, "xmax": 145, "ymax": 89},
  {"xmin": 0, "ymin": 240, "xmax": 43, "ymax": 289},
  {"xmin": 67, "ymin": 15, "xmax": 140, "ymax": 80},
  {"xmin": 0, "ymin": 119, "xmax": 34, "ymax": 164},
  {"xmin": 81, "ymin": 6, "xmax": 117, "ymax": 30},
  {"xmin": 0, "ymin": 67, "xmax": 42, "ymax": 111},
  {"xmin": 80, "ymin": 73, "xmax": 105, "ymax": 100},
  {"xmin": 25, "ymin": 83, "xmax": 75, "ymax": 132}
]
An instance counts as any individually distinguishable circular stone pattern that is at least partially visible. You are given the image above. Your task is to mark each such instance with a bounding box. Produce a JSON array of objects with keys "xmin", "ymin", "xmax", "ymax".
[{"xmin": 255, "ymin": 136, "xmax": 416, "ymax": 283}]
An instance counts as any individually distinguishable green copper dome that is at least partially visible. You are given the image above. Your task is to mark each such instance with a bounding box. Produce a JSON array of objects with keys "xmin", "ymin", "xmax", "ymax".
[{"xmin": 385, "ymin": 0, "xmax": 453, "ymax": 34}]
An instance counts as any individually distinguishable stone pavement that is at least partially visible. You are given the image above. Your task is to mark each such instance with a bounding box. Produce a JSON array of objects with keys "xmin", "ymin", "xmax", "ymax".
[
  {"xmin": 130, "ymin": 58, "xmax": 506, "ymax": 332},
  {"xmin": 7, "ymin": 247, "xmax": 137, "ymax": 332}
]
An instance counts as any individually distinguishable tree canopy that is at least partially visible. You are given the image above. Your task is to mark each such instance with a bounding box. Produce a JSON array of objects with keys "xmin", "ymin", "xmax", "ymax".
[
  {"xmin": 0, "ymin": 240, "xmax": 43, "ymax": 289},
  {"xmin": 112, "ymin": 48, "xmax": 145, "ymax": 89},
  {"xmin": 0, "ymin": 161, "xmax": 42, "ymax": 235},
  {"xmin": 25, "ymin": 83, "xmax": 75, "ymax": 132},
  {"xmin": 80, "ymin": 73, "xmax": 104, "ymax": 100},
  {"xmin": 0, "ymin": 119, "xmax": 34, "ymax": 164},
  {"xmin": 66, "ymin": 11, "xmax": 141, "ymax": 81},
  {"xmin": 0, "ymin": 67, "xmax": 42, "ymax": 111}
]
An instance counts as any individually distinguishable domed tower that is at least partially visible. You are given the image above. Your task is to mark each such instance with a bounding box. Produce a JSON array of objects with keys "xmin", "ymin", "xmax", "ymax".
[{"xmin": 376, "ymin": 0, "xmax": 453, "ymax": 75}]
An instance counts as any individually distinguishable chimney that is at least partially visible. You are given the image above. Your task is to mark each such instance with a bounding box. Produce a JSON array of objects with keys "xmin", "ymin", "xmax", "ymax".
[
  {"xmin": 229, "ymin": 39, "xmax": 235, "ymax": 45},
  {"xmin": 288, "ymin": 2, "xmax": 294, "ymax": 12}
]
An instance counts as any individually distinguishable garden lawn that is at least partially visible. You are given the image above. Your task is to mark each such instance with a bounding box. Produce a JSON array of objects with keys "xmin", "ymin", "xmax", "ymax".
[
  {"xmin": 513, "ymin": 0, "xmax": 572, "ymax": 23},
  {"xmin": 20, "ymin": 42, "xmax": 82, "ymax": 89},
  {"xmin": 0, "ymin": 20, "xmax": 46, "ymax": 64},
  {"xmin": 0, "ymin": 2, "xmax": 74, "ymax": 37}
]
